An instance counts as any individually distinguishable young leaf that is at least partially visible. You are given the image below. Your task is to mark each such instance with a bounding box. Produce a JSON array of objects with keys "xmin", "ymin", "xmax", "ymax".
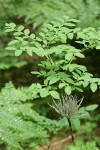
[
  {"xmin": 72, "ymin": 119, "xmax": 80, "ymax": 130},
  {"xmin": 59, "ymin": 34, "xmax": 67, "ymax": 43},
  {"xmin": 18, "ymin": 25, "xmax": 24, "ymax": 31},
  {"xmin": 22, "ymin": 41, "xmax": 28, "ymax": 46},
  {"xmin": 67, "ymin": 33, "xmax": 74, "ymax": 39},
  {"xmin": 83, "ymin": 81, "xmax": 89, "ymax": 87},
  {"xmin": 8, "ymin": 40, "xmax": 18, "ymax": 46},
  {"xmin": 96, "ymin": 45, "xmax": 100, "ymax": 49},
  {"xmin": 50, "ymin": 91, "xmax": 60, "ymax": 99},
  {"xmin": 90, "ymin": 83, "xmax": 97, "ymax": 92},
  {"xmin": 31, "ymin": 71, "xmax": 41, "ymax": 75},
  {"xmin": 14, "ymin": 32, "xmax": 22, "ymax": 36},
  {"xmin": 65, "ymin": 86, "xmax": 71, "ymax": 95},
  {"xmin": 39, "ymin": 89, "xmax": 49, "ymax": 98},
  {"xmin": 24, "ymin": 29, "xmax": 30, "ymax": 35},
  {"xmin": 15, "ymin": 50, "xmax": 23, "ymax": 56},
  {"xmin": 65, "ymin": 53, "xmax": 73, "ymax": 61},
  {"xmin": 9, "ymin": 22, "xmax": 16, "ymax": 28},
  {"xmin": 86, "ymin": 104, "xmax": 98, "ymax": 111},
  {"xmin": 30, "ymin": 33, "xmax": 35, "ymax": 39},
  {"xmin": 74, "ymin": 53, "xmax": 85, "ymax": 58},
  {"xmin": 59, "ymin": 83, "xmax": 66, "ymax": 89},
  {"xmin": 49, "ymin": 77, "xmax": 59, "ymax": 85}
]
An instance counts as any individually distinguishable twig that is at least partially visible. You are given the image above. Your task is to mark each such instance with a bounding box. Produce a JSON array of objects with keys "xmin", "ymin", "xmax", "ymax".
[
  {"xmin": 39, "ymin": 144, "xmax": 46, "ymax": 150},
  {"xmin": 53, "ymin": 131, "xmax": 86, "ymax": 146}
]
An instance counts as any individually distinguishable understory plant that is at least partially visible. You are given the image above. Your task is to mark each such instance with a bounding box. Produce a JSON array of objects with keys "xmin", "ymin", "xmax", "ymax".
[
  {"xmin": 0, "ymin": 0, "xmax": 100, "ymax": 71},
  {"xmin": 50, "ymin": 95, "xmax": 84, "ymax": 146},
  {"xmin": 0, "ymin": 82, "xmax": 67, "ymax": 149},
  {"xmin": 3, "ymin": 16, "xmax": 100, "ymax": 149}
]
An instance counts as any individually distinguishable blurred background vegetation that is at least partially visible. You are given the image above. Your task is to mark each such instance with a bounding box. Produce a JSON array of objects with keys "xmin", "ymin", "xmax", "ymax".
[{"xmin": 0, "ymin": 0, "xmax": 100, "ymax": 149}]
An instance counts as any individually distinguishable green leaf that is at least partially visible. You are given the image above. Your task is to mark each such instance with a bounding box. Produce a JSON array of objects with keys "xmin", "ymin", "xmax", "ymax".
[
  {"xmin": 90, "ymin": 83, "xmax": 97, "ymax": 92},
  {"xmin": 31, "ymin": 71, "xmax": 41, "ymax": 75},
  {"xmin": 44, "ymin": 24, "xmax": 53, "ymax": 29},
  {"xmin": 65, "ymin": 53, "xmax": 73, "ymax": 61},
  {"xmin": 64, "ymin": 77, "xmax": 74, "ymax": 84},
  {"xmin": 86, "ymin": 104, "xmax": 98, "ymax": 111},
  {"xmin": 8, "ymin": 40, "xmax": 19, "ymax": 46},
  {"xmin": 67, "ymin": 33, "xmax": 74, "ymax": 39},
  {"xmin": 5, "ymin": 47, "xmax": 17, "ymax": 50},
  {"xmin": 18, "ymin": 25, "xmax": 24, "ymax": 31},
  {"xmin": 83, "ymin": 81, "xmax": 89, "ymax": 87},
  {"xmin": 9, "ymin": 22, "xmax": 16, "ymax": 28},
  {"xmin": 72, "ymin": 119, "xmax": 80, "ymax": 130},
  {"xmin": 69, "ymin": 19, "xmax": 81, "ymax": 23},
  {"xmin": 50, "ymin": 91, "xmax": 60, "ymax": 99},
  {"xmin": 25, "ymin": 47, "xmax": 33, "ymax": 56},
  {"xmin": 65, "ymin": 23, "xmax": 76, "ymax": 27},
  {"xmin": 51, "ymin": 21, "xmax": 61, "ymax": 27},
  {"xmin": 15, "ymin": 50, "xmax": 23, "ymax": 56},
  {"xmin": 74, "ymin": 53, "xmax": 85, "ymax": 58},
  {"xmin": 27, "ymin": 50, "xmax": 33, "ymax": 56},
  {"xmin": 96, "ymin": 45, "xmax": 100, "ymax": 49},
  {"xmin": 59, "ymin": 34, "xmax": 67, "ymax": 43},
  {"xmin": 30, "ymin": 33, "xmax": 35, "ymax": 39},
  {"xmin": 65, "ymin": 86, "xmax": 71, "ymax": 95},
  {"xmin": 59, "ymin": 83, "xmax": 66, "ymax": 89},
  {"xmin": 14, "ymin": 32, "xmax": 22, "ymax": 36},
  {"xmin": 39, "ymin": 32, "xmax": 45, "ymax": 37},
  {"xmin": 49, "ymin": 77, "xmax": 59, "ymax": 85},
  {"xmin": 55, "ymin": 17, "xmax": 64, "ymax": 23},
  {"xmin": 24, "ymin": 29, "xmax": 30, "ymax": 35},
  {"xmin": 39, "ymin": 89, "xmax": 49, "ymax": 98},
  {"xmin": 75, "ymin": 87, "xmax": 83, "ymax": 92},
  {"xmin": 22, "ymin": 41, "xmax": 28, "ymax": 46},
  {"xmin": 5, "ymin": 29, "xmax": 15, "ymax": 32}
]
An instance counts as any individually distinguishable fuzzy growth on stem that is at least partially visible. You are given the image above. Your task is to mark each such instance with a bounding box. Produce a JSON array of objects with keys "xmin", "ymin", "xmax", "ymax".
[{"xmin": 50, "ymin": 95, "xmax": 83, "ymax": 145}]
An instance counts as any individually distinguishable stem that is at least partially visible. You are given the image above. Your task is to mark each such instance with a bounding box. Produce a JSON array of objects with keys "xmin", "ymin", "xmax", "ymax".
[
  {"xmin": 67, "ymin": 118, "xmax": 75, "ymax": 146},
  {"xmin": 47, "ymin": 132, "xmax": 54, "ymax": 150},
  {"xmin": 39, "ymin": 144, "xmax": 46, "ymax": 150}
]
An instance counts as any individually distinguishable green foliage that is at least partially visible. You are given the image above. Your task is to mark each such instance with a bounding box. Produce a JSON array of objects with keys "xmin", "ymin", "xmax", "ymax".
[
  {"xmin": 0, "ymin": 18, "xmax": 27, "ymax": 70},
  {"xmin": 5, "ymin": 16, "xmax": 100, "ymax": 98},
  {"xmin": 68, "ymin": 141, "xmax": 99, "ymax": 150},
  {"xmin": 0, "ymin": 82, "xmax": 67, "ymax": 149},
  {"xmin": 4, "ymin": 16, "xmax": 100, "ymax": 148},
  {"xmin": 72, "ymin": 104, "xmax": 98, "ymax": 132}
]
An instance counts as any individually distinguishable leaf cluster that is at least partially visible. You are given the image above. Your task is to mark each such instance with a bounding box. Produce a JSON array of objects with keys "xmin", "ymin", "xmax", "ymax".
[{"xmin": 5, "ymin": 16, "xmax": 100, "ymax": 99}]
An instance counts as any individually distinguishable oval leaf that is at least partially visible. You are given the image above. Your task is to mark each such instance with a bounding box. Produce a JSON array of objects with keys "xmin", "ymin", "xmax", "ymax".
[
  {"xmin": 86, "ymin": 104, "xmax": 98, "ymax": 111},
  {"xmin": 90, "ymin": 83, "xmax": 97, "ymax": 92},
  {"xmin": 15, "ymin": 50, "xmax": 23, "ymax": 56},
  {"xmin": 65, "ymin": 86, "xmax": 71, "ymax": 95},
  {"xmin": 50, "ymin": 91, "xmax": 60, "ymax": 99},
  {"xmin": 49, "ymin": 77, "xmax": 59, "ymax": 85},
  {"xmin": 39, "ymin": 89, "xmax": 49, "ymax": 98}
]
